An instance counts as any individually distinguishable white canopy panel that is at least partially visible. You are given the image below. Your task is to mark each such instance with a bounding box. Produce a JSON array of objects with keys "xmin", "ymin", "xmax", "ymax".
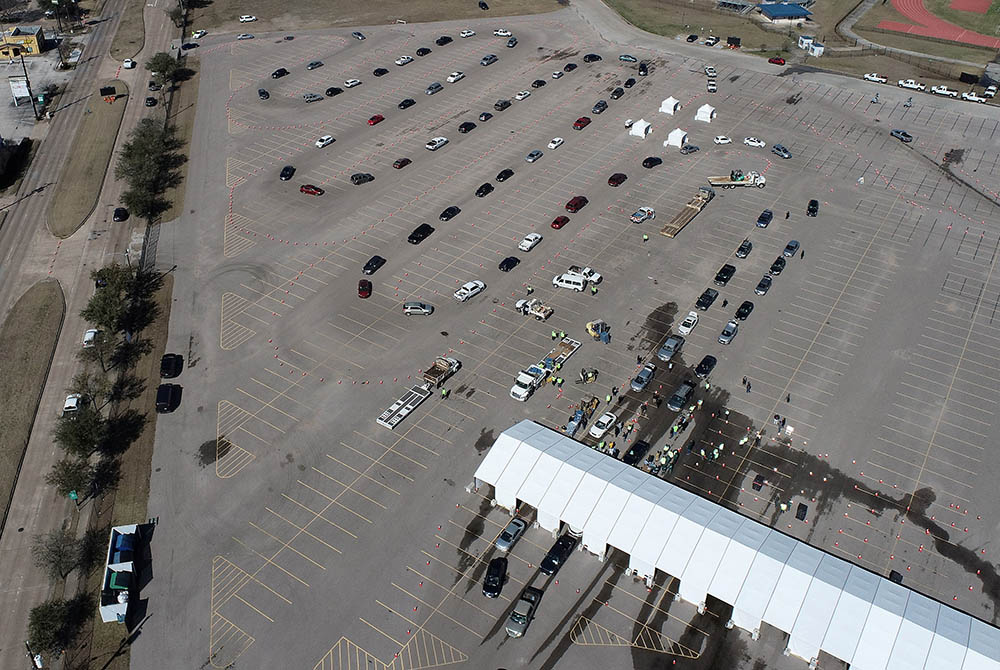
[
  {"xmin": 678, "ymin": 507, "xmax": 743, "ymax": 605},
  {"xmin": 629, "ymin": 119, "xmax": 651, "ymax": 138},
  {"xmin": 607, "ymin": 476, "xmax": 670, "ymax": 560},
  {"xmin": 561, "ymin": 454, "xmax": 621, "ymax": 534},
  {"xmin": 659, "ymin": 96, "xmax": 680, "ymax": 114},
  {"xmin": 494, "ymin": 440, "xmax": 544, "ymax": 510},
  {"xmin": 821, "ymin": 566, "xmax": 878, "ymax": 662},
  {"xmin": 852, "ymin": 579, "xmax": 908, "ymax": 670},
  {"xmin": 788, "ymin": 555, "xmax": 851, "ymax": 661},
  {"xmin": 582, "ymin": 466, "xmax": 644, "ymax": 558},
  {"xmin": 536, "ymin": 446, "xmax": 602, "ymax": 532},
  {"xmin": 517, "ymin": 437, "xmax": 583, "ymax": 511},
  {"xmin": 709, "ymin": 518, "xmax": 768, "ymax": 607},
  {"xmin": 665, "ymin": 127, "xmax": 687, "ymax": 147}
]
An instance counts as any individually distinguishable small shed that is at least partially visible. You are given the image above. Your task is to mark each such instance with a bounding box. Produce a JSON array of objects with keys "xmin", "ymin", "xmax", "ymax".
[
  {"xmin": 798, "ymin": 35, "xmax": 814, "ymax": 50},
  {"xmin": 659, "ymin": 96, "xmax": 680, "ymax": 114},
  {"xmin": 807, "ymin": 41, "xmax": 824, "ymax": 57},
  {"xmin": 629, "ymin": 119, "xmax": 651, "ymax": 138},
  {"xmin": 695, "ymin": 104, "xmax": 716, "ymax": 123},
  {"xmin": 665, "ymin": 128, "xmax": 688, "ymax": 148}
]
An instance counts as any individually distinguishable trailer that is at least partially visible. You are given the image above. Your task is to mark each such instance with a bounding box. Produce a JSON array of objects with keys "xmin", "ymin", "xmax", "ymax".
[
  {"xmin": 377, "ymin": 384, "xmax": 432, "ymax": 429},
  {"xmin": 706, "ymin": 170, "xmax": 765, "ymax": 189},
  {"xmin": 514, "ymin": 298, "xmax": 553, "ymax": 321},
  {"xmin": 423, "ymin": 356, "xmax": 461, "ymax": 387},
  {"xmin": 509, "ymin": 337, "xmax": 582, "ymax": 401},
  {"xmin": 660, "ymin": 186, "xmax": 715, "ymax": 238}
]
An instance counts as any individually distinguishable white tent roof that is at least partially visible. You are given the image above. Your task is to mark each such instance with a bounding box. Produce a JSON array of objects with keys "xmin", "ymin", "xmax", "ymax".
[
  {"xmin": 629, "ymin": 119, "xmax": 651, "ymax": 137},
  {"xmin": 666, "ymin": 128, "xmax": 687, "ymax": 146},
  {"xmin": 476, "ymin": 421, "xmax": 1000, "ymax": 670},
  {"xmin": 697, "ymin": 103, "xmax": 716, "ymax": 115},
  {"xmin": 660, "ymin": 96, "xmax": 680, "ymax": 113}
]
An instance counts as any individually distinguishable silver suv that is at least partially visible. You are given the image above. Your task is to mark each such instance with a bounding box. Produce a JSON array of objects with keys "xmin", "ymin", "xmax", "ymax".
[
  {"xmin": 302, "ymin": 93, "xmax": 323, "ymax": 103},
  {"xmin": 402, "ymin": 302, "xmax": 434, "ymax": 315}
]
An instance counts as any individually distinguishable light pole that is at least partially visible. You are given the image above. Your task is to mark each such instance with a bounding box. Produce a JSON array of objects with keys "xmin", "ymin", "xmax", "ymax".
[{"xmin": 10, "ymin": 47, "xmax": 40, "ymax": 120}]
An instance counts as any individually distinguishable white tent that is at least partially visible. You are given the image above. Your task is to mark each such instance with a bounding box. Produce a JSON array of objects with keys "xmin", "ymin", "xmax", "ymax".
[
  {"xmin": 628, "ymin": 118, "xmax": 651, "ymax": 138},
  {"xmin": 695, "ymin": 103, "xmax": 716, "ymax": 123},
  {"xmin": 659, "ymin": 96, "xmax": 680, "ymax": 114},
  {"xmin": 665, "ymin": 128, "xmax": 687, "ymax": 148}
]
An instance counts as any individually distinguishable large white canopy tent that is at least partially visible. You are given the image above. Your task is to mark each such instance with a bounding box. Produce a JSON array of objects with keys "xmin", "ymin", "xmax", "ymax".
[
  {"xmin": 695, "ymin": 103, "xmax": 716, "ymax": 122},
  {"xmin": 659, "ymin": 96, "xmax": 680, "ymax": 114},
  {"xmin": 665, "ymin": 128, "xmax": 687, "ymax": 148},
  {"xmin": 628, "ymin": 118, "xmax": 651, "ymax": 138},
  {"xmin": 473, "ymin": 421, "xmax": 1000, "ymax": 670}
]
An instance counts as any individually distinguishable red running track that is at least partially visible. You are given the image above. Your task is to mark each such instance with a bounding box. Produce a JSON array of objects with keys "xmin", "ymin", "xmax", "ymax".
[{"xmin": 877, "ymin": 0, "xmax": 1000, "ymax": 48}]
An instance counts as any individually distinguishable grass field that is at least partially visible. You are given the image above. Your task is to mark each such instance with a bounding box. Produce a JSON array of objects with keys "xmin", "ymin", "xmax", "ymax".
[
  {"xmin": 854, "ymin": 2, "xmax": 997, "ymax": 63},
  {"xmin": 160, "ymin": 65, "xmax": 199, "ymax": 223},
  {"xmin": 0, "ymin": 281, "xmax": 65, "ymax": 532},
  {"xmin": 926, "ymin": 0, "xmax": 1000, "ymax": 37},
  {"xmin": 109, "ymin": 0, "xmax": 146, "ymax": 61},
  {"xmin": 48, "ymin": 80, "xmax": 128, "ymax": 239}
]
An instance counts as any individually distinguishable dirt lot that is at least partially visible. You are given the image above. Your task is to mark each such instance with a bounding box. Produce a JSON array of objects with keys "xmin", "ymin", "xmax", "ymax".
[
  {"xmin": 48, "ymin": 80, "xmax": 128, "ymax": 239},
  {"xmin": 0, "ymin": 280, "xmax": 65, "ymax": 530},
  {"xmin": 110, "ymin": 0, "xmax": 146, "ymax": 61},
  {"xmin": 854, "ymin": 2, "xmax": 997, "ymax": 64}
]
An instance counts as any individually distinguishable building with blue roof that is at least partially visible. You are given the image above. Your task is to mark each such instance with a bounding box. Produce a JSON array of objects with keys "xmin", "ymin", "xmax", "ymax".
[{"xmin": 759, "ymin": 2, "xmax": 812, "ymax": 21}]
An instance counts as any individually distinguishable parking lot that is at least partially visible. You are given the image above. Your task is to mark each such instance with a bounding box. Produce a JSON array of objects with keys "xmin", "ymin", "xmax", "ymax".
[{"xmin": 143, "ymin": 10, "xmax": 1000, "ymax": 670}]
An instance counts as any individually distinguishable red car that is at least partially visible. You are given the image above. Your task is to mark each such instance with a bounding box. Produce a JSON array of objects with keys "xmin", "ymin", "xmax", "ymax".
[
  {"xmin": 565, "ymin": 195, "xmax": 588, "ymax": 213},
  {"xmin": 368, "ymin": 114, "xmax": 385, "ymax": 125},
  {"xmin": 358, "ymin": 279, "xmax": 372, "ymax": 298},
  {"xmin": 573, "ymin": 116, "xmax": 591, "ymax": 130},
  {"xmin": 768, "ymin": 57, "xmax": 785, "ymax": 65},
  {"xmin": 608, "ymin": 173, "xmax": 627, "ymax": 187},
  {"xmin": 551, "ymin": 215, "xmax": 569, "ymax": 229},
  {"xmin": 300, "ymin": 184, "xmax": 324, "ymax": 196},
  {"xmin": 393, "ymin": 157, "xmax": 412, "ymax": 169}
]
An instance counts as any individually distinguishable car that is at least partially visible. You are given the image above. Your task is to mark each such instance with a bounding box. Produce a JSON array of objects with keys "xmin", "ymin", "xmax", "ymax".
[
  {"xmin": 714, "ymin": 135, "xmax": 732, "ymax": 144},
  {"xmin": 350, "ymin": 172, "xmax": 374, "ymax": 185},
  {"xmin": 704, "ymin": 66, "xmax": 717, "ymax": 77},
  {"xmin": 325, "ymin": 87, "xmax": 343, "ymax": 97},
  {"xmin": 772, "ymin": 144, "xmax": 792, "ymax": 159},
  {"xmin": 236, "ymin": 32, "xmax": 254, "ymax": 40},
  {"xmin": 705, "ymin": 36, "xmax": 720, "ymax": 46},
  {"xmin": 638, "ymin": 61, "xmax": 648, "ymax": 76},
  {"xmin": 160, "ymin": 353, "xmax": 183, "ymax": 378},
  {"xmin": 680, "ymin": 144, "xmax": 699, "ymax": 155},
  {"xmin": 498, "ymin": 256, "xmax": 520, "ymax": 272},
  {"xmin": 482, "ymin": 556, "xmax": 508, "ymax": 598},
  {"xmin": 891, "ymin": 129, "xmax": 913, "ymax": 143},
  {"xmin": 642, "ymin": 156, "xmax": 662, "ymax": 169},
  {"xmin": 630, "ymin": 206, "xmax": 655, "ymax": 223},
  {"xmin": 540, "ymin": 533, "xmax": 578, "ymax": 576},
  {"xmin": 460, "ymin": 29, "xmax": 476, "ymax": 38},
  {"xmin": 494, "ymin": 517, "xmax": 528, "ymax": 552},
  {"xmin": 239, "ymin": 15, "xmax": 257, "ymax": 22},
  {"xmin": 624, "ymin": 77, "xmax": 636, "ymax": 88},
  {"xmin": 344, "ymin": 79, "xmax": 361, "ymax": 88},
  {"xmin": 63, "ymin": 393, "xmax": 83, "ymax": 416},
  {"xmin": 589, "ymin": 412, "xmax": 617, "ymax": 439},
  {"xmin": 573, "ymin": 116, "xmax": 591, "ymax": 130},
  {"xmin": 986, "ymin": 85, "xmax": 998, "ymax": 98},
  {"xmin": 425, "ymin": 82, "xmax": 443, "ymax": 95},
  {"xmin": 373, "ymin": 68, "xmax": 389, "ymax": 77},
  {"xmin": 550, "ymin": 215, "xmax": 569, "ymax": 229},
  {"xmin": 447, "ymin": 71, "xmax": 465, "ymax": 83},
  {"xmin": 552, "ymin": 70, "xmax": 564, "ymax": 79},
  {"xmin": 756, "ymin": 209, "xmax": 773, "ymax": 228},
  {"xmin": 707, "ymin": 81, "xmax": 717, "ymax": 93},
  {"xmin": 609, "ymin": 87, "xmax": 625, "ymax": 100},
  {"xmin": 769, "ymin": 256, "xmax": 786, "ymax": 275},
  {"xmin": 630, "ymin": 363, "xmax": 656, "ymax": 392},
  {"xmin": 897, "ymin": 79, "xmax": 926, "ymax": 91},
  {"xmin": 619, "ymin": 54, "xmax": 638, "ymax": 62},
  {"xmin": 666, "ymin": 380, "xmax": 695, "ymax": 412},
  {"xmin": 148, "ymin": 80, "xmax": 163, "ymax": 92},
  {"xmin": 398, "ymin": 98, "xmax": 416, "ymax": 110},
  {"xmin": 362, "ymin": 255, "xmax": 386, "ymax": 275},
  {"xmin": 480, "ymin": 54, "xmax": 498, "ymax": 66},
  {"xmin": 496, "ymin": 168, "xmax": 514, "ymax": 182},
  {"xmin": 315, "ymin": 135, "xmax": 335, "ymax": 148},
  {"xmin": 531, "ymin": 79, "xmax": 547, "ymax": 89},
  {"xmin": 494, "ymin": 99, "xmax": 511, "ymax": 111},
  {"xmin": 547, "ymin": 137, "xmax": 564, "ymax": 149},
  {"xmin": 755, "ymin": 275, "xmax": 772, "ymax": 295},
  {"xmin": 807, "ymin": 199, "xmax": 819, "ymax": 216},
  {"xmin": 525, "ymin": 150, "xmax": 543, "ymax": 163},
  {"xmin": 608, "ymin": 173, "xmax": 627, "ymax": 187},
  {"xmin": 736, "ymin": 238, "xmax": 753, "ymax": 258},
  {"xmin": 302, "ymin": 93, "xmax": 323, "ymax": 103},
  {"xmin": 408, "ymin": 223, "xmax": 435, "ymax": 244},
  {"xmin": 687, "ymin": 34, "xmax": 698, "ymax": 42},
  {"xmin": 416, "ymin": 47, "xmax": 432, "ymax": 56},
  {"xmin": 714, "ymin": 264, "xmax": 736, "ymax": 286},
  {"xmin": 439, "ymin": 206, "xmax": 461, "ymax": 221},
  {"xmin": 768, "ymin": 56, "xmax": 786, "ymax": 65},
  {"xmin": 402, "ymin": 301, "xmax": 434, "ymax": 316},
  {"xmin": 306, "ymin": 60, "xmax": 323, "ymax": 70},
  {"xmin": 696, "ymin": 288, "xmax": 719, "ymax": 310},
  {"xmin": 358, "ymin": 279, "xmax": 372, "ymax": 299},
  {"xmin": 783, "ymin": 240, "xmax": 800, "ymax": 257},
  {"xmin": 735, "ymin": 300, "xmax": 754, "ymax": 320},
  {"xmin": 506, "ymin": 36, "xmax": 518, "ymax": 48},
  {"xmin": 395, "ymin": 56, "xmax": 413, "ymax": 66},
  {"xmin": 112, "ymin": 207, "xmax": 129, "ymax": 222},
  {"xmin": 656, "ymin": 333, "xmax": 685, "ymax": 361},
  {"xmin": 426, "ymin": 136, "xmax": 449, "ymax": 151},
  {"xmin": 392, "ymin": 157, "xmax": 412, "ymax": 169},
  {"xmin": 592, "ymin": 99, "xmax": 608, "ymax": 114},
  {"xmin": 623, "ymin": 440, "xmax": 652, "ymax": 466},
  {"xmin": 458, "ymin": 121, "xmax": 477, "ymax": 133},
  {"xmin": 518, "ymin": 233, "xmax": 542, "ymax": 251},
  {"xmin": 565, "ymin": 196, "xmax": 588, "ymax": 212},
  {"xmin": 718, "ymin": 320, "xmax": 739, "ymax": 345},
  {"xmin": 962, "ymin": 91, "xmax": 987, "ymax": 103},
  {"xmin": 494, "ymin": 28, "xmax": 512, "ymax": 36},
  {"xmin": 695, "ymin": 355, "xmax": 717, "ymax": 378},
  {"xmin": 454, "ymin": 280, "xmax": 485, "ymax": 302},
  {"xmin": 479, "ymin": 112, "xmax": 493, "ymax": 121},
  {"xmin": 271, "ymin": 68, "xmax": 289, "ymax": 79},
  {"xmin": 367, "ymin": 114, "xmax": 384, "ymax": 126},
  {"xmin": 582, "ymin": 53, "xmax": 602, "ymax": 62},
  {"xmin": 300, "ymin": 184, "xmax": 324, "ymax": 196},
  {"xmin": 864, "ymin": 72, "xmax": 888, "ymax": 83},
  {"xmin": 352, "ymin": 31, "xmax": 365, "ymax": 39},
  {"xmin": 82, "ymin": 328, "xmax": 100, "ymax": 348},
  {"xmin": 279, "ymin": 165, "xmax": 295, "ymax": 181},
  {"xmin": 436, "ymin": 35, "xmax": 453, "ymax": 46},
  {"xmin": 476, "ymin": 182, "xmax": 495, "ymax": 197},
  {"xmin": 743, "ymin": 136, "xmax": 765, "ymax": 148},
  {"xmin": 677, "ymin": 311, "xmax": 699, "ymax": 335},
  {"xmin": 514, "ymin": 90, "xmax": 531, "ymax": 100},
  {"xmin": 564, "ymin": 63, "xmax": 578, "ymax": 72}
]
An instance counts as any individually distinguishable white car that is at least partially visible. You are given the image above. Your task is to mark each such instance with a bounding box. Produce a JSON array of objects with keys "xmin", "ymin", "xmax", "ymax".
[
  {"xmin": 514, "ymin": 90, "xmax": 531, "ymax": 100},
  {"xmin": 344, "ymin": 79, "xmax": 361, "ymax": 88},
  {"xmin": 236, "ymin": 33, "xmax": 254, "ymax": 40},
  {"xmin": 82, "ymin": 328, "xmax": 100, "ymax": 348},
  {"xmin": 518, "ymin": 233, "xmax": 542, "ymax": 252},
  {"xmin": 713, "ymin": 135, "xmax": 731, "ymax": 144},
  {"xmin": 494, "ymin": 29, "xmax": 512, "ymax": 37},
  {"xmin": 547, "ymin": 137, "xmax": 564, "ymax": 149},
  {"xmin": 395, "ymin": 56, "xmax": 413, "ymax": 66},
  {"xmin": 460, "ymin": 29, "xmax": 476, "ymax": 38},
  {"xmin": 446, "ymin": 71, "xmax": 465, "ymax": 83},
  {"xmin": 63, "ymin": 393, "xmax": 82, "ymax": 416},
  {"xmin": 122, "ymin": 59, "xmax": 136, "ymax": 69},
  {"xmin": 315, "ymin": 135, "xmax": 334, "ymax": 148},
  {"xmin": 705, "ymin": 66, "xmax": 717, "ymax": 77},
  {"xmin": 426, "ymin": 136, "xmax": 449, "ymax": 151},
  {"xmin": 677, "ymin": 311, "xmax": 699, "ymax": 335},
  {"xmin": 552, "ymin": 70, "xmax": 564, "ymax": 79},
  {"xmin": 963, "ymin": 91, "xmax": 987, "ymax": 103},
  {"xmin": 985, "ymin": 85, "xmax": 997, "ymax": 98},
  {"xmin": 630, "ymin": 206, "xmax": 655, "ymax": 223},
  {"xmin": 589, "ymin": 412, "xmax": 617, "ymax": 439},
  {"xmin": 898, "ymin": 79, "xmax": 926, "ymax": 91},
  {"xmin": 454, "ymin": 280, "xmax": 485, "ymax": 302},
  {"xmin": 192, "ymin": 29, "xmax": 207, "ymax": 39},
  {"xmin": 743, "ymin": 136, "xmax": 766, "ymax": 148},
  {"xmin": 239, "ymin": 15, "xmax": 256, "ymax": 22},
  {"xmin": 931, "ymin": 85, "xmax": 958, "ymax": 98},
  {"xmin": 863, "ymin": 72, "xmax": 887, "ymax": 83}
]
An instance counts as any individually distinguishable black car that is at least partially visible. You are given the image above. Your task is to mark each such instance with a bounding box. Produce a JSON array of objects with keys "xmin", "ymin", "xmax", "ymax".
[
  {"xmin": 416, "ymin": 47, "xmax": 432, "ymax": 56},
  {"xmin": 362, "ymin": 255, "xmax": 387, "ymax": 275},
  {"xmin": 756, "ymin": 209, "xmax": 773, "ymax": 228},
  {"xmin": 373, "ymin": 68, "xmax": 389, "ymax": 77},
  {"xmin": 638, "ymin": 62, "xmax": 648, "ymax": 76},
  {"xmin": 642, "ymin": 156, "xmax": 662, "ymax": 169},
  {"xmin": 479, "ymin": 112, "xmax": 493, "ymax": 122},
  {"xmin": 160, "ymin": 353, "xmax": 183, "ymax": 378},
  {"xmin": 695, "ymin": 355, "xmax": 717, "ymax": 378},
  {"xmin": 735, "ymin": 300, "xmax": 754, "ymax": 320},
  {"xmin": 623, "ymin": 440, "xmax": 651, "ymax": 466},
  {"xmin": 112, "ymin": 207, "xmax": 129, "ymax": 222},
  {"xmin": 458, "ymin": 121, "xmax": 477, "ymax": 133},
  {"xmin": 608, "ymin": 172, "xmax": 627, "ymax": 187},
  {"xmin": 408, "ymin": 223, "xmax": 435, "ymax": 244},
  {"xmin": 807, "ymin": 199, "xmax": 819, "ymax": 216},
  {"xmin": 271, "ymin": 68, "xmax": 289, "ymax": 79},
  {"xmin": 540, "ymin": 534, "xmax": 578, "ymax": 575},
  {"xmin": 149, "ymin": 80, "xmax": 162, "ymax": 92},
  {"xmin": 498, "ymin": 256, "xmax": 520, "ymax": 272},
  {"xmin": 256, "ymin": 87, "xmax": 270, "ymax": 100},
  {"xmin": 483, "ymin": 556, "xmax": 507, "ymax": 598},
  {"xmin": 351, "ymin": 172, "xmax": 375, "ymax": 185},
  {"xmin": 736, "ymin": 239, "xmax": 752, "ymax": 258},
  {"xmin": 583, "ymin": 53, "xmax": 602, "ymax": 62},
  {"xmin": 564, "ymin": 62, "xmax": 578, "ymax": 72},
  {"xmin": 624, "ymin": 77, "xmax": 636, "ymax": 88},
  {"xmin": 506, "ymin": 36, "xmax": 518, "ymax": 48},
  {"xmin": 696, "ymin": 288, "xmax": 719, "ymax": 310},
  {"xmin": 144, "ymin": 97, "xmax": 157, "ymax": 107},
  {"xmin": 279, "ymin": 165, "xmax": 295, "ymax": 181},
  {"xmin": 496, "ymin": 168, "xmax": 514, "ymax": 182},
  {"xmin": 713, "ymin": 264, "xmax": 736, "ymax": 286},
  {"xmin": 435, "ymin": 35, "xmax": 453, "ymax": 46},
  {"xmin": 686, "ymin": 34, "xmax": 698, "ymax": 42},
  {"xmin": 479, "ymin": 0, "xmax": 489, "ymax": 8},
  {"xmin": 181, "ymin": 42, "xmax": 198, "ymax": 50},
  {"xmin": 610, "ymin": 87, "xmax": 625, "ymax": 99},
  {"xmin": 398, "ymin": 98, "xmax": 415, "ymax": 109},
  {"xmin": 475, "ymin": 182, "xmax": 494, "ymax": 197},
  {"xmin": 494, "ymin": 99, "xmax": 511, "ymax": 111},
  {"xmin": 531, "ymin": 79, "xmax": 547, "ymax": 88},
  {"xmin": 155, "ymin": 383, "xmax": 180, "ymax": 413},
  {"xmin": 325, "ymin": 86, "xmax": 343, "ymax": 97},
  {"xmin": 439, "ymin": 206, "xmax": 461, "ymax": 221},
  {"xmin": 770, "ymin": 257, "xmax": 786, "ymax": 275}
]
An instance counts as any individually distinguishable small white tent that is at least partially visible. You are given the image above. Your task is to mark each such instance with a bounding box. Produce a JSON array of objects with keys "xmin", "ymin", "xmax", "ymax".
[
  {"xmin": 695, "ymin": 104, "xmax": 716, "ymax": 123},
  {"xmin": 665, "ymin": 128, "xmax": 687, "ymax": 148},
  {"xmin": 629, "ymin": 119, "xmax": 651, "ymax": 138},
  {"xmin": 659, "ymin": 96, "xmax": 680, "ymax": 114}
]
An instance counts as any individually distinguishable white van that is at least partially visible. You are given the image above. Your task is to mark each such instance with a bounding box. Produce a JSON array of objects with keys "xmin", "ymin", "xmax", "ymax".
[{"xmin": 552, "ymin": 273, "xmax": 587, "ymax": 291}]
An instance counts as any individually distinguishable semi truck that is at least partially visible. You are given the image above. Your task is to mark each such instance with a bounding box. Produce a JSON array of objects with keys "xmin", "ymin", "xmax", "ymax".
[
  {"xmin": 706, "ymin": 170, "xmax": 765, "ymax": 189},
  {"xmin": 660, "ymin": 186, "xmax": 715, "ymax": 238},
  {"xmin": 509, "ymin": 337, "xmax": 581, "ymax": 401}
]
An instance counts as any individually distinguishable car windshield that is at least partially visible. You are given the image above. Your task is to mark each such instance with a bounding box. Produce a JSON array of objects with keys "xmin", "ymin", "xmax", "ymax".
[
  {"xmin": 500, "ymin": 530, "xmax": 513, "ymax": 541},
  {"xmin": 510, "ymin": 612, "xmax": 527, "ymax": 624}
]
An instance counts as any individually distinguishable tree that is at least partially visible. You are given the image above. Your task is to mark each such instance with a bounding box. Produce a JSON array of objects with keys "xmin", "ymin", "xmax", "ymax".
[
  {"xmin": 83, "ymin": 264, "xmax": 136, "ymax": 335},
  {"xmin": 166, "ymin": 6, "xmax": 184, "ymax": 28},
  {"xmin": 89, "ymin": 457, "xmax": 121, "ymax": 496},
  {"xmin": 33, "ymin": 528, "xmax": 79, "ymax": 580},
  {"xmin": 76, "ymin": 527, "xmax": 108, "ymax": 576},
  {"xmin": 145, "ymin": 52, "xmax": 180, "ymax": 87},
  {"xmin": 45, "ymin": 458, "xmax": 90, "ymax": 497},
  {"xmin": 27, "ymin": 594, "xmax": 93, "ymax": 655},
  {"xmin": 115, "ymin": 119, "xmax": 185, "ymax": 220},
  {"xmin": 53, "ymin": 406, "xmax": 105, "ymax": 459},
  {"xmin": 69, "ymin": 369, "xmax": 112, "ymax": 410},
  {"xmin": 107, "ymin": 373, "xmax": 146, "ymax": 406},
  {"xmin": 98, "ymin": 409, "xmax": 146, "ymax": 457}
]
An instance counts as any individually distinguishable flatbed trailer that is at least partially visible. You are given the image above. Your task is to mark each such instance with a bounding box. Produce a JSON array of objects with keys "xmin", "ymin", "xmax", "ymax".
[
  {"xmin": 377, "ymin": 384, "xmax": 432, "ymax": 429},
  {"xmin": 660, "ymin": 186, "xmax": 715, "ymax": 238},
  {"xmin": 707, "ymin": 170, "xmax": 766, "ymax": 189}
]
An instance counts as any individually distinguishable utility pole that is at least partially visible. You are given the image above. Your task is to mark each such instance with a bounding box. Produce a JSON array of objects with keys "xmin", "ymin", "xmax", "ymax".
[{"xmin": 13, "ymin": 48, "xmax": 40, "ymax": 120}]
